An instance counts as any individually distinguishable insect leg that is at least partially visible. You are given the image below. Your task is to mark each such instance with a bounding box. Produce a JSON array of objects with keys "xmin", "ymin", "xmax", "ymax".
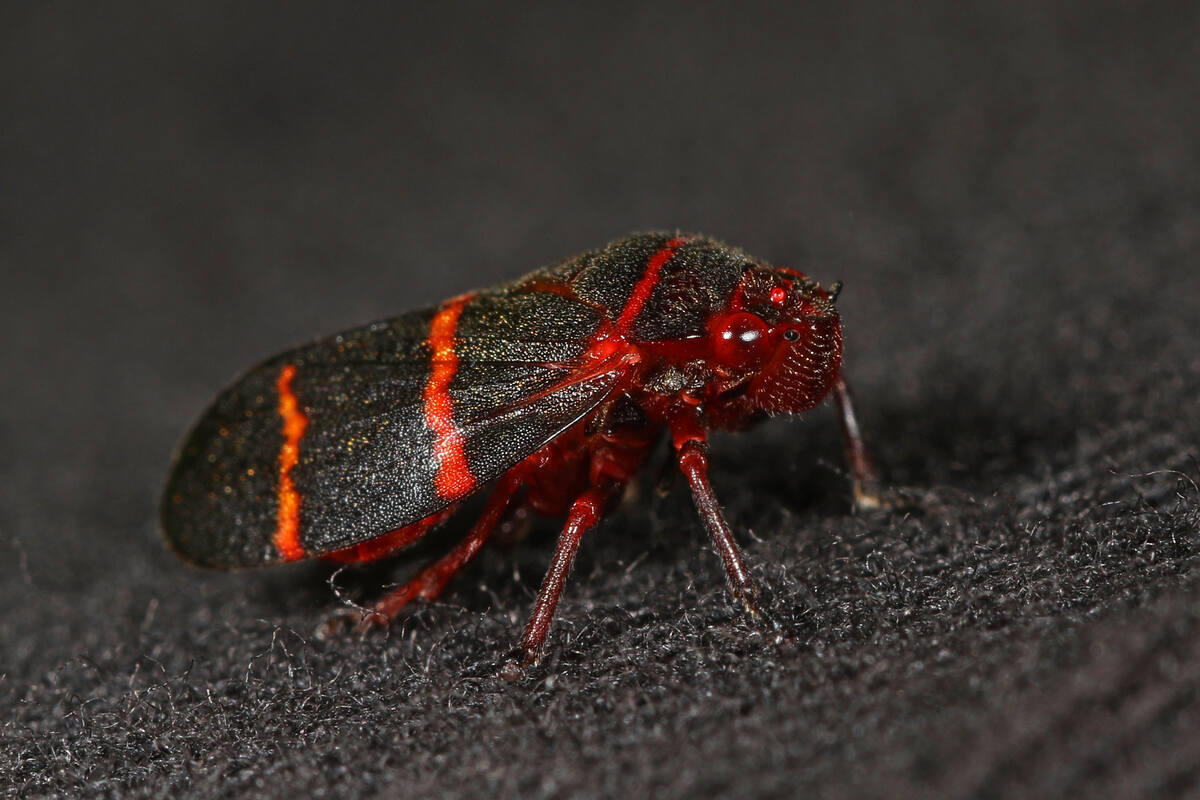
[
  {"xmin": 360, "ymin": 476, "xmax": 521, "ymax": 628},
  {"xmin": 832, "ymin": 375, "xmax": 900, "ymax": 512},
  {"xmin": 515, "ymin": 480, "xmax": 620, "ymax": 665},
  {"xmin": 668, "ymin": 408, "xmax": 777, "ymax": 628}
]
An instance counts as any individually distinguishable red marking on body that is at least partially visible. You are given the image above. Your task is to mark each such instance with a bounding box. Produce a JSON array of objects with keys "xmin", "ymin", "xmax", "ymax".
[
  {"xmin": 425, "ymin": 294, "xmax": 477, "ymax": 499},
  {"xmin": 615, "ymin": 236, "xmax": 687, "ymax": 335},
  {"xmin": 588, "ymin": 336, "xmax": 622, "ymax": 362},
  {"xmin": 274, "ymin": 364, "xmax": 308, "ymax": 562}
]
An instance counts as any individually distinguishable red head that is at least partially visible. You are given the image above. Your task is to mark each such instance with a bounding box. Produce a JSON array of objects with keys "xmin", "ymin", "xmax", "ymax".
[{"xmin": 705, "ymin": 267, "xmax": 843, "ymax": 416}]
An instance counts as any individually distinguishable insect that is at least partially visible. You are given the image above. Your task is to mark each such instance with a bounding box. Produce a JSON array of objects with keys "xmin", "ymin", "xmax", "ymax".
[{"xmin": 161, "ymin": 232, "xmax": 894, "ymax": 668}]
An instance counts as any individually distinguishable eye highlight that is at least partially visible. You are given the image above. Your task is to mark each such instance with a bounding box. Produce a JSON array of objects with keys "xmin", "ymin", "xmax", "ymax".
[{"xmin": 710, "ymin": 311, "xmax": 771, "ymax": 368}]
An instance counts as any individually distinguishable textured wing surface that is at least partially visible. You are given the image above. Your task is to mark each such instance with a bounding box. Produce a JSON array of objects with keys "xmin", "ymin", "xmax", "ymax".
[{"xmin": 161, "ymin": 289, "xmax": 614, "ymax": 568}]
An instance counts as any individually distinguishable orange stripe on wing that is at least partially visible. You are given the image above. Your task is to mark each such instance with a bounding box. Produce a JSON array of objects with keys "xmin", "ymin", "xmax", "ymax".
[
  {"xmin": 273, "ymin": 364, "xmax": 308, "ymax": 561},
  {"xmin": 615, "ymin": 236, "xmax": 687, "ymax": 335},
  {"xmin": 425, "ymin": 294, "xmax": 477, "ymax": 499}
]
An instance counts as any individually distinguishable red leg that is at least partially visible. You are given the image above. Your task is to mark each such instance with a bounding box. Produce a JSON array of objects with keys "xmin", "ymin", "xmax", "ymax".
[
  {"xmin": 514, "ymin": 481, "xmax": 619, "ymax": 666},
  {"xmin": 668, "ymin": 407, "xmax": 776, "ymax": 627},
  {"xmin": 359, "ymin": 477, "xmax": 520, "ymax": 629}
]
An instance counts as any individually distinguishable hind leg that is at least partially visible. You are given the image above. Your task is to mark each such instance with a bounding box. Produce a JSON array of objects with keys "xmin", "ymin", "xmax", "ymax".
[{"xmin": 355, "ymin": 477, "xmax": 522, "ymax": 629}]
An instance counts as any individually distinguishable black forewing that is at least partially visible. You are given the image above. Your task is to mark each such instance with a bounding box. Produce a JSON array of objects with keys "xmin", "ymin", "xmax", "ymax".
[
  {"xmin": 529, "ymin": 232, "xmax": 756, "ymax": 342},
  {"xmin": 161, "ymin": 288, "xmax": 613, "ymax": 568}
]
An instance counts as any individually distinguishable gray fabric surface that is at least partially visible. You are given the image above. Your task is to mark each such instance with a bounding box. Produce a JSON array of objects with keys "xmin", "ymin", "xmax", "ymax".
[{"xmin": 3, "ymin": 2, "xmax": 1199, "ymax": 797}]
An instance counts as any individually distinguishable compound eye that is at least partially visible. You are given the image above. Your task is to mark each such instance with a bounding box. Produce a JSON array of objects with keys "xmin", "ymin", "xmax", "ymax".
[{"xmin": 711, "ymin": 311, "xmax": 771, "ymax": 368}]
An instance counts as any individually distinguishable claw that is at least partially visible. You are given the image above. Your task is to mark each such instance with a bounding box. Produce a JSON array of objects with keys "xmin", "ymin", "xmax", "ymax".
[
  {"xmin": 498, "ymin": 645, "xmax": 541, "ymax": 681},
  {"xmin": 732, "ymin": 587, "xmax": 787, "ymax": 644},
  {"xmin": 852, "ymin": 482, "xmax": 934, "ymax": 514},
  {"xmin": 315, "ymin": 606, "xmax": 386, "ymax": 640}
]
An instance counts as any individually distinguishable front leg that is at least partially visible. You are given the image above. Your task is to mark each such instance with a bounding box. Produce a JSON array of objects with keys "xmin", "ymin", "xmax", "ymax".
[
  {"xmin": 832, "ymin": 375, "xmax": 910, "ymax": 512},
  {"xmin": 668, "ymin": 404, "xmax": 778, "ymax": 630}
]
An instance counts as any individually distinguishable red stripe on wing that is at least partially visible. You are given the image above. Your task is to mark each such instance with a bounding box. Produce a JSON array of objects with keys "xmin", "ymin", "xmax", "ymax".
[
  {"xmin": 273, "ymin": 364, "xmax": 308, "ymax": 561},
  {"xmin": 614, "ymin": 236, "xmax": 687, "ymax": 335},
  {"xmin": 424, "ymin": 294, "xmax": 478, "ymax": 500}
]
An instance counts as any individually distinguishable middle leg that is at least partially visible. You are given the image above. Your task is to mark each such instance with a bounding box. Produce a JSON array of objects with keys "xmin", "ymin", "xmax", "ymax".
[{"xmin": 514, "ymin": 479, "xmax": 621, "ymax": 666}]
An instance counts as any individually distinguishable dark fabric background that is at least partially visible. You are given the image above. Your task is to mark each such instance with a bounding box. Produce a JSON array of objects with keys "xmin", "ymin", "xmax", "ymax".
[{"xmin": 3, "ymin": 2, "xmax": 1199, "ymax": 797}]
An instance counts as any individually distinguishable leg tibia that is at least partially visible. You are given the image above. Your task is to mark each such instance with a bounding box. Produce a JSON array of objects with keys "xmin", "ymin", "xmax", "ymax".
[
  {"xmin": 675, "ymin": 439, "xmax": 762, "ymax": 614},
  {"xmin": 668, "ymin": 407, "xmax": 777, "ymax": 629},
  {"xmin": 516, "ymin": 482, "xmax": 617, "ymax": 665}
]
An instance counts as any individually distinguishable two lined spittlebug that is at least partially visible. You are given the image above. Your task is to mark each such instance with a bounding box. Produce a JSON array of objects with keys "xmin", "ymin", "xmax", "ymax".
[{"xmin": 162, "ymin": 233, "xmax": 895, "ymax": 668}]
